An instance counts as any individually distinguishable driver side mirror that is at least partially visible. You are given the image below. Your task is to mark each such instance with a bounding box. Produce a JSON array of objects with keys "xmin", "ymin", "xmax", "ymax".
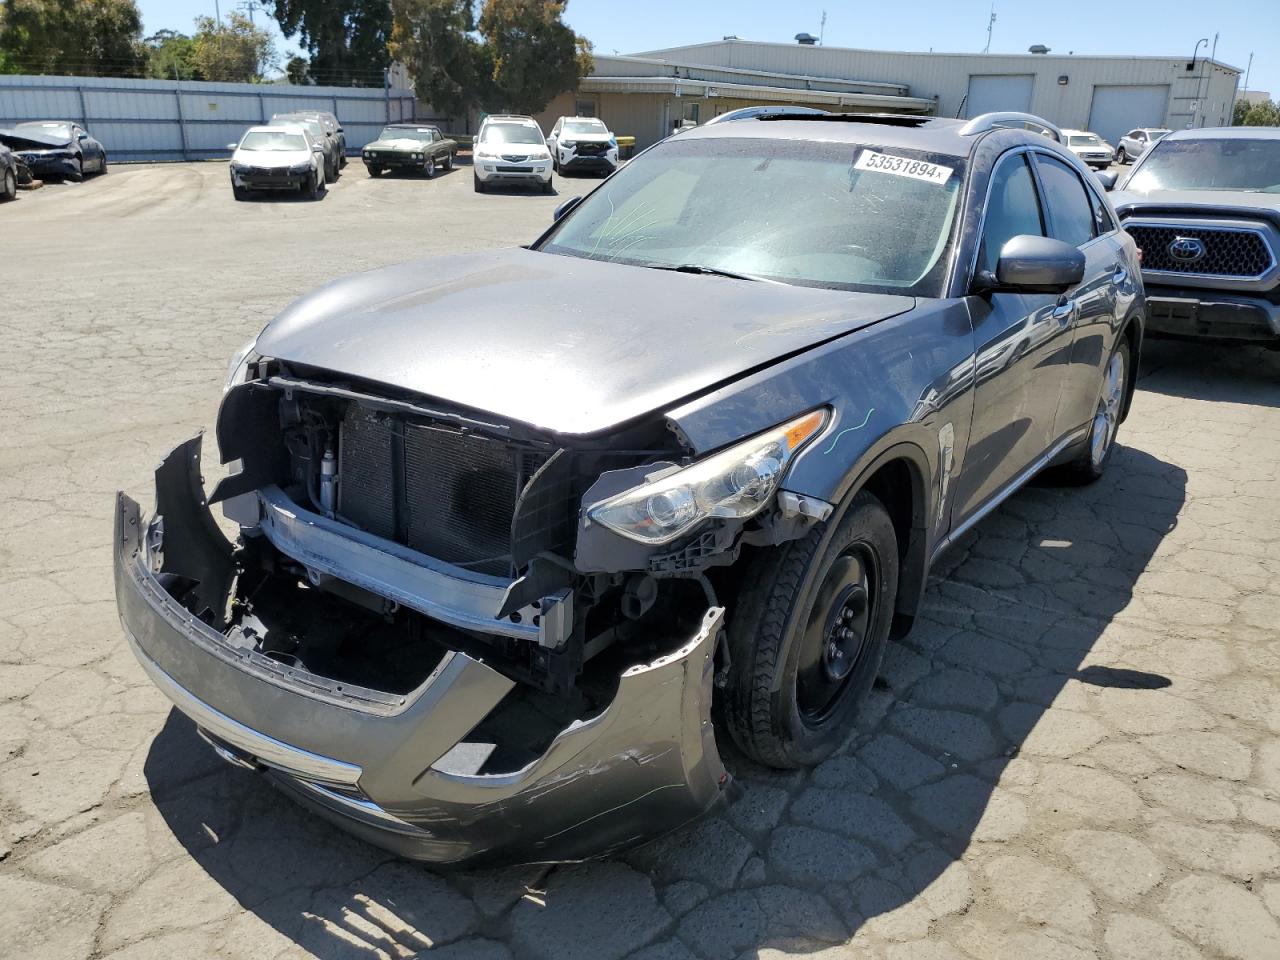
[
  {"xmin": 226, "ymin": 143, "xmax": 238, "ymax": 151},
  {"xmin": 1094, "ymin": 170, "xmax": 1118, "ymax": 191},
  {"xmin": 78, "ymin": 132, "xmax": 89, "ymax": 141},
  {"xmin": 975, "ymin": 235, "xmax": 1085, "ymax": 295},
  {"xmin": 553, "ymin": 195, "xmax": 583, "ymax": 222}
]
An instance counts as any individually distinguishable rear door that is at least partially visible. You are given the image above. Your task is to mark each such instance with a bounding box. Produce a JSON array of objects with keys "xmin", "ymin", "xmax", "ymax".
[
  {"xmin": 952, "ymin": 150, "xmax": 1073, "ymax": 523},
  {"xmin": 1031, "ymin": 152, "xmax": 1124, "ymax": 439}
]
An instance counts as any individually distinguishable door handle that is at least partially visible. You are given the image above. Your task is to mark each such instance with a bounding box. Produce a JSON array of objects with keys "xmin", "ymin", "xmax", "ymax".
[
  {"xmin": 1111, "ymin": 263, "xmax": 1128, "ymax": 284},
  {"xmin": 1051, "ymin": 300, "xmax": 1078, "ymax": 326}
]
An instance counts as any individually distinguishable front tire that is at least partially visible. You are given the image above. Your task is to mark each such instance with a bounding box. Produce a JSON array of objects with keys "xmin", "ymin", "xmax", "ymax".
[
  {"xmin": 474, "ymin": 172, "xmax": 486, "ymax": 193},
  {"xmin": 1, "ymin": 167, "xmax": 15, "ymax": 201},
  {"xmin": 67, "ymin": 158, "xmax": 84, "ymax": 183},
  {"xmin": 724, "ymin": 491, "xmax": 899, "ymax": 768},
  {"xmin": 1065, "ymin": 335, "xmax": 1131, "ymax": 483},
  {"xmin": 542, "ymin": 177, "xmax": 554, "ymax": 194},
  {"xmin": 424, "ymin": 155, "xmax": 436, "ymax": 179},
  {"xmin": 367, "ymin": 164, "xmax": 383, "ymax": 178},
  {"xmin": 232, "ymin": 183, "xmax": 249, "ymax": 201}
]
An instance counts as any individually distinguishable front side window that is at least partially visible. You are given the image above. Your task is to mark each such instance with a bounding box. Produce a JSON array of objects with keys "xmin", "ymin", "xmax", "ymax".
[
  {"xmin": 1128, "ymin": 138, "xmax": 1280, "ymax": 193},
  {"xmin": 1036, "ymin": 155, "xmax": 1097, "ymax": 247},
  {"xmin": 540, "ymin": 136, "xmax": 964, "ymax": 296},
  {"xmin": 978, "ymin": 154, "xmax": 1044, "ymax": 275}
]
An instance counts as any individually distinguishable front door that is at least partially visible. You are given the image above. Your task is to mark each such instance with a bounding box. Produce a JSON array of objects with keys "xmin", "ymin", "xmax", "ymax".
[{"xmin": 951, "ymin": 150, "xmax": 1075, "ymax": 524}]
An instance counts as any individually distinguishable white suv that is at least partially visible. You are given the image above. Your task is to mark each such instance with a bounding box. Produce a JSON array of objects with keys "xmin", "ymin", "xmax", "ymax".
[
  {"xmin": 1062, "ymin": 129, "xmax": 1115, "ymax": 169},
  {"xmin": 473, "ymin": 116, "xmax": 553, "ymax": 193},
  {"xmin": 548, "ymin": 116, "xmax": 619, "ymax": 177}
]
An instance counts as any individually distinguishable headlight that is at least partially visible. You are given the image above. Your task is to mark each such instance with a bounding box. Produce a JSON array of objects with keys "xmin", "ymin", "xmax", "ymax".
[
  {"xmin": 413, "ymin": 152, "xmax": 423, "ymax": 160},
  {"xmin": 609, "ymin": 136, "xmax": 617, "ymax": 147},
  {"xmin": 225, "ymin": 337, "xmax": 260, "ymax": 392},
  {"xmin": 588, "ymin": 410, "xmax": 827, "ymax": 544},
  {"xmin": 289, "ymin": 162, "xmax": 310, "ymax": 174},
  {"xmin": 230, "ymin": 161, "xmax": 247, "ymax": 173}
]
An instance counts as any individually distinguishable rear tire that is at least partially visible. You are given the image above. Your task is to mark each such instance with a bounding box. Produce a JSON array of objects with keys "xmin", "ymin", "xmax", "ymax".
[
  {"xmin": 1064, "ymin": 335, "xmax": 1131, "ymax": 484},
  {"xmin": 1, "ymin": 168, "xmax": 15, "ymax": 201},
  {"xmin": 724, "ymin": 491, "xmax": 899, "ymax": 768},
  {"xmin": 99, "ymin": 153, "xmax": 108, "ymax": 175},
  {"xmin": 1116, "ymin": 147, "xmax": 1128, "ymax": 164}
]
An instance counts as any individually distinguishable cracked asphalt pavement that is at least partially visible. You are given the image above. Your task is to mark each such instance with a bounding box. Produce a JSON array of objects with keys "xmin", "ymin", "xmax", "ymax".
[{"xmin": 3, "ymin": 162, "xmax": 1280, "ymax": 960}]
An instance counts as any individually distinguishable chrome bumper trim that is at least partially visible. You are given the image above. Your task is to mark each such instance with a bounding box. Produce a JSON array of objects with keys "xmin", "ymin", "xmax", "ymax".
[{"xmin": 124, "ymin": 626, "xmax": 362, "ymax": 788}]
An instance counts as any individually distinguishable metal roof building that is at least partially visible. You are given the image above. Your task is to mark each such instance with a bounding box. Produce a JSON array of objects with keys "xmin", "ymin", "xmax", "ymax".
[{"xmin": 534, "ymin": 37, "xmax": 1241, "ymax": 150}]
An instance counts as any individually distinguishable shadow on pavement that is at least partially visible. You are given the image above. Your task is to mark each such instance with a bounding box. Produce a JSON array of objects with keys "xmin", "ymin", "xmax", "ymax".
[
  {"xmin": 1137, "ymin": 338, "xmax": 1280, "ymax": 408},
  {"xmin": 144, "ymin": 442, "xmax": 1185, "ymax": 959}
]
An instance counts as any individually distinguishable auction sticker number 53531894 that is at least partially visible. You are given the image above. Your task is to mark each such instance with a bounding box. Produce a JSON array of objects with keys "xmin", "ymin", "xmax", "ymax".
[{"xmin": 854, "ymin": 150, "xmax": 953, "ymax": 185}]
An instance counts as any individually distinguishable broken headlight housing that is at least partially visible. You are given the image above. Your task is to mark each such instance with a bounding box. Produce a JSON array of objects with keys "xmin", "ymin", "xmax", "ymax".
[{"xmin": 588, "ymin": 410, "xmax": 827, "ymax": 545}]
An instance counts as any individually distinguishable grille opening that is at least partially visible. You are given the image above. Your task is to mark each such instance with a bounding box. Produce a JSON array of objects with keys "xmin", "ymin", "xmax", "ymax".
[{"xmin": 1124, "ymin": 223, "xmax": 1273, "ymax": 278}]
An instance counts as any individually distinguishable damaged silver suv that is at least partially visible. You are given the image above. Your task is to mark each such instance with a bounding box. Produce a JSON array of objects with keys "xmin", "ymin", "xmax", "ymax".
[{"xmin": 115, "ymin": 111, "xmax": 1144, "ymax": 866}]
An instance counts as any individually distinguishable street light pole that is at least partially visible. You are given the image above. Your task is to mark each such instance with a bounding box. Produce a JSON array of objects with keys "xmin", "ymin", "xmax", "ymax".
[{"xmin": 1189, "ymin": 37, "xmax": 1208, "ymax": 128}]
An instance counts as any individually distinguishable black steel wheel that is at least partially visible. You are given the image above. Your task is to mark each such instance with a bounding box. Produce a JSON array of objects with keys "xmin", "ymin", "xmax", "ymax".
[{"xmin": 724, "ymin": 489, "xmax": 898, "ymax": 768}]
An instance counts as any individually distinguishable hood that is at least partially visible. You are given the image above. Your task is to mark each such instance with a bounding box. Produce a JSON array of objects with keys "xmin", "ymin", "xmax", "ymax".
[
  {"xmin": 368, "ymin": 138, "xmax": 429, "ymax": 153},
  {"xmin": 255, "ymin": 248, "xmax": 914, "ymax": 435},
  {"xmin": 0, "ymin": 128, "xmax": 70, "ymax": 151},
  {"xmin": 1112, "ymin": 188, "xmax": 1280, "ymax": 218},
  {"xmin": 561, "ymin": 132, "xmax": 613, "ymax": 143},
  {"xmin": 234, "ymin": 148, "xmax": 312, "ymax": 168}
]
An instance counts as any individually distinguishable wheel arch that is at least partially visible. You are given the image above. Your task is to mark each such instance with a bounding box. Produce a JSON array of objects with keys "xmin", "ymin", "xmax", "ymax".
[
  {"xmin": 1118, "ymin": 310, "xmax": 1144, "ymax": 423},
  {"xmin": 819, "ymin": 440, "xmax": 934, "ymax": 636}
]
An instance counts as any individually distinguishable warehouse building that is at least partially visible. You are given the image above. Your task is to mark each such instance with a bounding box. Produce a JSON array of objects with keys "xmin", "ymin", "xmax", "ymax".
[{"xmin": 534, "ymin": 37, "xmax": 1241, "ymax": 149}]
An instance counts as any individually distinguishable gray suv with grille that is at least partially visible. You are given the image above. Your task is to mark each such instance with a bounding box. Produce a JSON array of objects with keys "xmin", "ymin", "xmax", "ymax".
[{"xmin": 1108, "ymin": 127, "xmax": 1280, "ymax": 345}]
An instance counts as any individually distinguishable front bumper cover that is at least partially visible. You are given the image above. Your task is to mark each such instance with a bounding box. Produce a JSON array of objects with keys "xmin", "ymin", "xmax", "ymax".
[
  {"xmin": 114, "ymin": 436, "xmax": 731, "ymax": 866},
  {"xmin": 1144, "ymin": 286, "xmax": 1280, "ymax": 342}
]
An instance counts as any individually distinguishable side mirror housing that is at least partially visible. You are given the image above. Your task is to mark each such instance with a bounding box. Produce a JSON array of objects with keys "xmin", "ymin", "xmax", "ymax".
[
  {"xmin": 1094, "ymin": 170, "xmax": 1118, "ymax": 191},
  {"xmin": 977, "ymin": 235, "xmax": 1086, "ymax": 295},
  {"xmin": 553, "ymin": 195, "xmax": 584, "ymax": 222},
  {"xmin": 226, "ymin": 143, "xmax": 238, "ymax": 151}
]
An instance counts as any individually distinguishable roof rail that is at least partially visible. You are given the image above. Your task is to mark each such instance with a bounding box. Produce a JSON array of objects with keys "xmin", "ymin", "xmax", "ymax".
[{"xmin": 959, "ymin": 112, "xmax": 1063, "ymax": 143}]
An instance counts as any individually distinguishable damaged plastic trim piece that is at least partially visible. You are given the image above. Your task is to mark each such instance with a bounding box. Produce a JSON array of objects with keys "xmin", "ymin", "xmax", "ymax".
[
  {"xmin": 254, "ymin": 485, "xmax": 572, "ymax": 647},
  {"xmin": 115, "ymin": 434, "xmax": 733, "ymax": 865}
]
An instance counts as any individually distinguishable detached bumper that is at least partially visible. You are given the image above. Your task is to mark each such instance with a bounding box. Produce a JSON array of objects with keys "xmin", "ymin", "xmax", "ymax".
[
  {"xmin": 114, "ymin": 438, "xmax": 730, "ymax": 866},
  {"xmin": 1145, "ymin": 286, "xmax": 1280, "ymax": 343}
]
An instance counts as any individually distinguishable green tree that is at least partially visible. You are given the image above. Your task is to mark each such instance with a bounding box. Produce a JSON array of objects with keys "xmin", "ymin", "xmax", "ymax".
[
  {"xmin": 285, "ymin": 55, "xmax": 312, "ymax": 84},
  {"xmin": 1232, "ymin": 98, "xmax": 1250, "ymax": 125},
  {"xmin": 267, "ymin": 0, "xmax": 390, "ymax": 85},
  {"xmin": 0, "ymin": 0, "xmax": 146, "ymax": 77},
  {"xmin": 389, "ymin": 0, "xmax": 488, "ymax": 117},
  {"xmin": 477, "ymin": 0, "xmax": 591, "ymax": 114},
  {"xmin": 144, "ymin": 28, "xmax": 199, "ymax": 80},
  {"xmin": 190, "ymin": 12, "xmax": 278, "ymax": 83},
  {"xmin": 1242, "ymin": 99, "xmax": 1280, "ymax": 127}
]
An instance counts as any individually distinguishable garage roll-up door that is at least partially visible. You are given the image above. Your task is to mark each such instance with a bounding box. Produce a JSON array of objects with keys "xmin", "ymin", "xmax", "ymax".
[
  {"xmin": 964, "ymin": 74, "xmax": 1034, "ymax": 119},
  {"xmin": 1087, "ymin": 85, "xmax": 1170, "ymax": 144}
]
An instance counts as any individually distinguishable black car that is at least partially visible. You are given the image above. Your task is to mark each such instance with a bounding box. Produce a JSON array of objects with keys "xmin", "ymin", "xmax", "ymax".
[
  {"xmin": 0, "ymin": 121, "xmax": 106, "ymax": 182},
  {"xmin": 270, "ymin": 113, "xmax": 340, "ymax": 183},
  {"xmin": 115, "ymin": 110, "xmax": 1145, "ymax": 867}
]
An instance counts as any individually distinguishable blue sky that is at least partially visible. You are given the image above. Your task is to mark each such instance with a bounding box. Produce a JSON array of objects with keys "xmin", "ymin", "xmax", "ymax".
[{"xmin": 135, "ymin": 0, "xmax": 1276, "ymax": 96}]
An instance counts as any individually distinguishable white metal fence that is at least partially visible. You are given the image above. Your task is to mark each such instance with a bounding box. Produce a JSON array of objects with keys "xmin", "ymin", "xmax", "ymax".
[{"xmin": 0, "ymin": 75, "xmax": 419, "ymax": 162}]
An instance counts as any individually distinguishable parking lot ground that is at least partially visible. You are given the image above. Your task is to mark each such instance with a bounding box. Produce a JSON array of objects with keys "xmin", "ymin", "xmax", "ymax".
[{"xmin": 3, "ymin": 162, "xmax": 1280, "ymax": 960}]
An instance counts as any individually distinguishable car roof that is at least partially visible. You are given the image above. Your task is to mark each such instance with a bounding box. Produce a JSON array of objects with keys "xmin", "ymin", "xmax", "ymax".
[
  {"xmin": 1162, "ymin": 125, "xmax": 1280, "ymax": 141},
  {"xmin": 16, "ymin": 120, "xmax": 74, "ymax": 128},
  {"xmin": 1061, "ymin": 129, "xmax": 1099, "ymax": 136},
  {"xmin": 482, "ymin": 115, "xmax": 537, "ymax": 124},
  {"xmin": 385, "ymin": 123, "xmax": 438, "ymax": 129}
]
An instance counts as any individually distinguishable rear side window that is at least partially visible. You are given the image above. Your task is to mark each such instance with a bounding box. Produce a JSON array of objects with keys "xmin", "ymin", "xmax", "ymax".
[
  {"xmin": 1036, "ymin": 155, "xmax": 1097, "ymax": 247},
  {"xmin": 979, "ymin": 154, "xmax": 1044, "ymax": 275}
]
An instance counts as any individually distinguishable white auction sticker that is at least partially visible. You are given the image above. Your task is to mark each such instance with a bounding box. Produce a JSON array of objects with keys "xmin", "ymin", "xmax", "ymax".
[{"xmin": 854, "ymin": 150, "xmax": 953, "ymax": 185}]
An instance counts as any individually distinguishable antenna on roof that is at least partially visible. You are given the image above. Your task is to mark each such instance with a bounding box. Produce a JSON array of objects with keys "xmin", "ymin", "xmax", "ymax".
[
  {"xmin": 983, "ymin": 5, "xmax": 997, "ymax": 54},
  {"xmin": 820, "ymin": 10, "xmax": 827, "ymax": 45}
]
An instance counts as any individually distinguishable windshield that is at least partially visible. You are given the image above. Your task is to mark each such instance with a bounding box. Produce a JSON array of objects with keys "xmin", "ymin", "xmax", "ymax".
[
  {"xmin": 541, "ymin": 136, "xmax": 964, "ymax": 296},
  {"xmin": 240, "ymin": 130, "xmax": 308, "ymax": 152},
  {"xmin": 16, "ymin": 122, "xmax": 72, "ymax": 141},
  {"xmin": 481, "ymin": 124, "xmax": 544, "ymax": 146},
  {"xmin": 1069, "ymin": 135, "xmax": 1102, "ymax": 146},
  {"xmin": 563, "ymin": 120, "xmax": 607, "ymax": 136},
  {"xmin": 379, "ymin": 127, "xmax": 435, "ymax": 143},
  {"xmin": 1128, "ymin": 138, "xmax": 1280, "ymax": 193},
  {"xmin": 273, "ymin": 117, "xmax": 323, "ymax": 139}
]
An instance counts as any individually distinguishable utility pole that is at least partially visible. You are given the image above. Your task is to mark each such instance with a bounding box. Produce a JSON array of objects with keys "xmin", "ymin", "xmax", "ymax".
[
  {"xmin": 1243, "ymin": 51, "xmax": 1253, "ymax": 93},
  {"xmin": 237, "ymin": 0, "xmax": 264, "ymax": 24},
  {"xmin": 214, "ymin": 0, "xmax": 221, "ymax": 24},
  {"xmin": 983, "ymin": 6, "xmax": 997, "ymax": 55},
  {"xmin": 819, "ymin": 10, "xmax": 827, "ymax": 45}
]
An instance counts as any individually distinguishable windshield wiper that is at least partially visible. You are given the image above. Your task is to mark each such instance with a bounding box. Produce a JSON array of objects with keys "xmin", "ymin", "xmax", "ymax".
[{"xmin": 646, "ymin": 263, "xmax": 780, "ymax": 283}]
